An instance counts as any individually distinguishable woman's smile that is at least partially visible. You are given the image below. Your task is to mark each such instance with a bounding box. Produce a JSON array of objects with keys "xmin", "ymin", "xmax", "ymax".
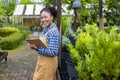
[{"xmin": 41, "ymin": 11, "xmax": 53, "ymax": 27}]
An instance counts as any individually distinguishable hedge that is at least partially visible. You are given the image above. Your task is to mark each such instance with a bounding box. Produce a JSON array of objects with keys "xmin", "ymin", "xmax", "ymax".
[
  {"xmin": 0, "ymin": 27, "xmax": 19, "ymax": 37},
  {"xmin": 1, "ymin": 30, "xmax": 28, "ymax": 50}
]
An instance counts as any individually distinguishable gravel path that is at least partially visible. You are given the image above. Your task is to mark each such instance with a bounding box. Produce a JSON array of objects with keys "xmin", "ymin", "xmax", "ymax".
[{"xmin": 0, "ymin": 41, "xmax": 38, "ymax": 80}]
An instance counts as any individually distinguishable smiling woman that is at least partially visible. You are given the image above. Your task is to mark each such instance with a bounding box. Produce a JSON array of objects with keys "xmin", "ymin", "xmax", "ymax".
[{"xmin": 28, "ymin": 6, "xmax": 60, "ymax": 80}]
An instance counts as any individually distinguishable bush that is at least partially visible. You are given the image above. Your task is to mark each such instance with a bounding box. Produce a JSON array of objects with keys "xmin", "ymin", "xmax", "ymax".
[
  {"xmin": 22, "ymin": 30, "xmax": 29, "ymax": 39},
  {"xmin": 61, "ymin": 16, "xmax": 69, "ymax": 35},
  {"xmin": 61, "ymin": 16, "xmax": 75, "ymax": 51},
  {"xmin": 1, "ymin": 31, "xmax": 28, "ymax": 50},
  {"xmin": 68, "ymin": 24, "xmax": 120, "ymax": 80},
  {"xmin": 0, "ymin": 27, "xmax": 19, "ymax": 37}
]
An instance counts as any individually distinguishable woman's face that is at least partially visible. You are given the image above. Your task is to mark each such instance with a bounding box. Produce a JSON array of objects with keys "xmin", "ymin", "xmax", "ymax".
[{"xmin": 40, "ymin": 11, "xmax": 53, "ymax": 27}]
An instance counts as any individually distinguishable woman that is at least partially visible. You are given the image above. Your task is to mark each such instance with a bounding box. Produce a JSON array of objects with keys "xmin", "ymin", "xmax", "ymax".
[{"xmin": 29, "ymin": 6, "xmax": 60, "ymax": 80}]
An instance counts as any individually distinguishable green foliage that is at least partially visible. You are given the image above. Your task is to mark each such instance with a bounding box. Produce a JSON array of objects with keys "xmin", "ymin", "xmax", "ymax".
[
  {"xmin": 42, "ymin": 0, "xmax": 52, "ymax": 6},
  {"xmin": 67, "ymin": 18, "xmax": 74, "ymax": 37},
  {"xmin": 1, "ymin": 31, "xmax": 28, "ymax": 50},
  {"xmin": 21, "ymin": 30, "xmax": 29, "ymax": 39},
  {"xmin": 68, "ymin": 24, "xmax": 120, "ymax": 80},
  {"xmin": 20, "ymin": 0, "xmax": 34, "ymax": 4},
  {"xmin": 61, "ymin": 16, "xmax": 69, "ymax": 35},
  {"xmin": 7, "ymin": 0, "xmax": 16, "ymax": 16},
  {"xmin": 37, "ymin": 0, "xmax": 120, "ymax": 26},
  {"xmin": 0, "ymin": 5, "xmax": 6, "ymax": 16},
  {"xmin": 61, "ymin": 16, "xmax": 74, "ymax": 50},
  {"xmin": 0, "ymin": 27, "xmax": 19, "ymax": 37},
  {"xmin": 62, "ymin": 35, "xmax": 71, "ymax": 48},
  {"xmin": 61, "ymin": 16, "xmax": 70, "ymax": 48},
  {"xmin": 0, "ymin": 36, "xmax": 2, "ymax": 48},
  {"xmin": 104, "ymin": 0, "xmax": 120, "ymax": 26},
  {"xmin": 0, "ymin": 0, "xmax": 16, "ymax": 16},
  {"xmin": 61, "ymin": 16, "xmax": 74, "ymax": 36}
]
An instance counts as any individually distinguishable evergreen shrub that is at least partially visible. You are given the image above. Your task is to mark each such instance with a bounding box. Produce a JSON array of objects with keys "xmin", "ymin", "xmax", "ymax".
[
  {"xmin": 0, "ymin": 27, "xmax": 19, "ymax": 37},
  {"xmin": 68, "ymin": 24, "xmax": 120, "ymax": 80},
  {"xmin": 1, "ymin": 31, "xmax": 28, "ymax": 50}
]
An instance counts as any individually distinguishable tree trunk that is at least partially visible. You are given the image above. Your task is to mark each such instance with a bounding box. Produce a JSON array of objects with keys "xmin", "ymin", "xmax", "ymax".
[
  {"xmin": 57, "ymin": 0, "xmax": 62, "ymax": 67},
  {"xmin": 99, "ymin": 0, "xmax": 103, "ymax": 30}
]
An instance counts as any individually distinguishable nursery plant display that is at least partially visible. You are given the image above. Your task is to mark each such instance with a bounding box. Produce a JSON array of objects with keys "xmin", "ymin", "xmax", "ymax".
[{"xmin": 68, "ymin": 24, "xmax": 120, "ymax": 80}]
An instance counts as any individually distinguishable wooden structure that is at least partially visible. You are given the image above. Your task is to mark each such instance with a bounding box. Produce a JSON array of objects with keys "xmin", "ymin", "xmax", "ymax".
[{"xmin": 13, "ymin": 4, "xmax": 43, "ymax": 26}]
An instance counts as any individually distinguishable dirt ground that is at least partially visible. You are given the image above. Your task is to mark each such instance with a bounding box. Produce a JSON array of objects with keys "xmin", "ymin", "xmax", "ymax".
[{"xmin": 0, "ymin": 40, "xmax": 38, "ymax": 80}]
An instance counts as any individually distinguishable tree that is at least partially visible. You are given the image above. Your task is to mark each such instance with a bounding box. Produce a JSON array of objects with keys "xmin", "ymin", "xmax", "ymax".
[
  {"xmin": 104, "ymin": 0, "xmax": 120, "ymax": 26},
  {"xmin": 0, "ymin": 0, "xmax": 16, "ymax": 23},
  {"xmin": 42, "ymin": 0, "xmax": 52, "ymax": 6},
  {"xmin": 40, "ymin": 0, "xmax": 120, "ymax": 26},
  {"xmin": 20, "ymin": 0, "xmax": 34, "ymax": 4},
  {"xmin": 0, "ymin": 5, "xmax": 6, "ymax": 16}
]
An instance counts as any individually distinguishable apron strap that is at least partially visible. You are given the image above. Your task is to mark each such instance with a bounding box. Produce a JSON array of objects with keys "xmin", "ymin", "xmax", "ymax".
[
  {"xmin": 44, "ymin": 27, "xmax": 56, "ymax": 37},
  {"xmin": 40, "ymin": 27, "xmax": 56, "ymax": 37}
]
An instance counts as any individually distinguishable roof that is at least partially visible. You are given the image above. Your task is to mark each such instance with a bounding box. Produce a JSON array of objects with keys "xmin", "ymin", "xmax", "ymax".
[
  {"xmin": 13, "ymin": 4, "xmax": 44, "ymax": 16},
  {"xmin": 13, "ymin": 4, "xmax": 73, "ymax": 16},
  {"xmin": 24, "ymin": 4, "xmax": 34, "ymax": 15},
  {"xmin": 13, "ymin": 4, "xmax": 25, "ymax": 16},
  {"xmin": 34, "ymin": 4, "xmax": 44, "ymax": 15}
]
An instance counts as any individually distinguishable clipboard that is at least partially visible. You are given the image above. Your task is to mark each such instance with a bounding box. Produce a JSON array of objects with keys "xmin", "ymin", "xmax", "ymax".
[{"xmin": 26, "ymin": 37, "xmax": 48, "ymax": 48}]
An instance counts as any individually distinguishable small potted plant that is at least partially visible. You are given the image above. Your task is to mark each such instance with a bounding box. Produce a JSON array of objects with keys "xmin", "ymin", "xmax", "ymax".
[
  {"xmin": 62, "ymin": 35, "xmax": 71, "ymax": 52},
  {"xmin": 61, "ymin": 16, "xmax": 71, "ymax": 59}
]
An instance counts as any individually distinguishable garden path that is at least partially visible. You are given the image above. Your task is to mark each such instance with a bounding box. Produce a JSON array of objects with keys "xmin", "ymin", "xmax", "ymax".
[{"xmin": 0, "ymin": 32, "xmax": 38, "ymax": 80}]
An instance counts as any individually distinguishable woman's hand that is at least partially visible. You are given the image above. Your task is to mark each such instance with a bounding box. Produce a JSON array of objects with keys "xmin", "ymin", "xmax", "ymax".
[{"xmin": 29, "ymin": 44, "xmax": 37, "ymax": 50}]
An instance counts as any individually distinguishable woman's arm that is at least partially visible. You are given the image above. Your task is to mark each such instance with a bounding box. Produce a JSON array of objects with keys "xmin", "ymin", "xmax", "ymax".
[{"xmin": 36, "ymin": 34, "xmax": 60, "ymax": 57}]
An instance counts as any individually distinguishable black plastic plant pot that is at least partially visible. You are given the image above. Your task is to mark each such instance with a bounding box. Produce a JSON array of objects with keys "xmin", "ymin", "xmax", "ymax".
[
  {"xmin": 62, "ymin": 46, "xmax": 69, "ymax": 52},
  {"xmin": 65, "ymin": 60, "xmax": 78, "ymax": 79},
  {"xmin": 59, "ymin": 59, "xmax": 69, "ymax": 80},
  {"xmin": 0, "ymin": 52, "xmax": 8, "ymax": 62},
  {"xmin": 61, "ymin": 52, "xmax": 70, "ymax": 60},
  {"xmin": 70, "ymin": 76, "xmax": 78, "ymax": 80}
]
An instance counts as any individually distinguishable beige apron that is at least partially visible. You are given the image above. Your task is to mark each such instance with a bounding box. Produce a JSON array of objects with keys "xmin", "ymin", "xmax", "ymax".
[{"xmin": 33, "ymin": 27, "xmax": 58, "ymax": 80}]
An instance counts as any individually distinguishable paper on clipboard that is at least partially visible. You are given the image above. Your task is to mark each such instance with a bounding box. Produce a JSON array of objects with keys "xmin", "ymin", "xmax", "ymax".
[{"xmin": 26, "ymin": 37, "xmax": 48, "ymax": 48}]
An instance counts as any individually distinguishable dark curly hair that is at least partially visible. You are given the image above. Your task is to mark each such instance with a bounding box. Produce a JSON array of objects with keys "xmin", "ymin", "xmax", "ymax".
[{"xmin": 40, "ymin": 6, "xmax": 57, "ymax": 21}]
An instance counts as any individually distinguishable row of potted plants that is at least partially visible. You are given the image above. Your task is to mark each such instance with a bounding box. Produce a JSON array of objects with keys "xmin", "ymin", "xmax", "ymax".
[{"xmin": 61, "ymin": 16, "xmax": 78, "ymax": 79}]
